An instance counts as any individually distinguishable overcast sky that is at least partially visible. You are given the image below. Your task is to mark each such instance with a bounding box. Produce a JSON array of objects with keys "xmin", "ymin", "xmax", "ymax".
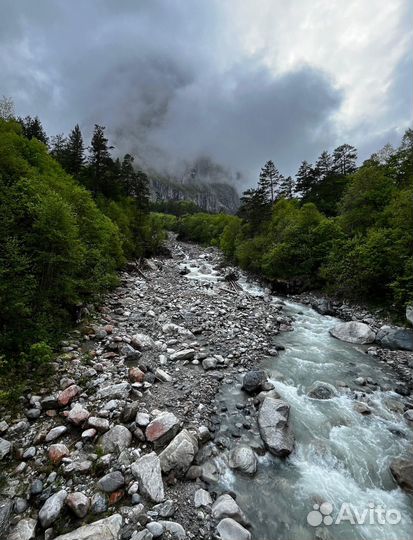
[{"xmin": 1, "ymin": 0, "xmax": 411, "ymax": 186}]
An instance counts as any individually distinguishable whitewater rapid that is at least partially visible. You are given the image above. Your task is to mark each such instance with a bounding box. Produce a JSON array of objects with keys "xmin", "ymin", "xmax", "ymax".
[{"xmin": 181, "ymin": 251, "xmax": 413, "ymax": 540}]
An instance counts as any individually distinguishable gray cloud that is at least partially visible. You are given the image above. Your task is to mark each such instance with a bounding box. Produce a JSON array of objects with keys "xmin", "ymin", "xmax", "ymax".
[{"xmin": 0, "ymin": 0, "xmax": 410, "ymax": 187}]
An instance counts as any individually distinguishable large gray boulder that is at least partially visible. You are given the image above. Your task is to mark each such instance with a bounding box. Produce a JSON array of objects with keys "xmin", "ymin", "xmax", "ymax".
[
  {"xmin": 390, "ymin": 459, "xmax": 413, "ymax": 492},
  {"xmin": 258, "ymin": 397, "xmax": 294, "ymax": 457},
  {"xmin": 228, "ymin": 446, "xmax": 257, "ymax": 475},
  {"xmin": 216, "ymin": 518, "xmax": 251, "ymax": 540},
  {"xmin": 307, "ymin": 381, "xmax": 337, "ymax": 400},
  {"xmin": 7, "ymin": 518, "xmax": 37, "ymax": 540},
  {"xmin": 158, "ymin": 521, "xmax": 186, "ymax": 539},
  {"xmin": 131, "ymin": 333, "xmax": 156, "ymax": 351},
  {"xmin": 0, "ymin": 500, "xmax": 13, "ymax": 538},
  {"xmin": 375, "ymin": 325, "xmax": 413, "ymax": 351},
  {"xmin": 212, "ymin": 494, "xmax": 247, "ymax": 524},
  {"xmin": 96, "ymin": 471, "xmax": 125, "ymax": 493},
  {"xmin": 242, "ymin": 370, "xmax": 267, "ymax": 394},
  {"xmin": 146, "ymin": 412, "xmax": 180, "ymax": 447},
  {"xmin": 132, "ymin": 452, "xmax": 164, "ymax": 502},
  {"xmin": 159, "ymin": 429, "xmax": 198, "ymax": 475},
  {"xmin": 39, "ymin": 490, "xmax": 68, "ymax": 528},
  {"xmin": 97, "ymin": 382, "xmax": 131, "ymax": 400},
  {"xmin": 53, "ymin": 514, "xmax": 122, "ymax": 540},
  {"xmin": 99, "ymin": 425, "xmax": 132, "ymax": 454},
  {"xmin": 329, "ymin": 321, "xmax": 375, "ymax": 344},
  {"xmin": 0, "ymin": 438, "xmax": 11, "ymax": 459}
]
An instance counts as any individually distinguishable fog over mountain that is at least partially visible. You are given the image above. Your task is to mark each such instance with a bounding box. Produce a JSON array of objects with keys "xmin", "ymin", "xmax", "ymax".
[{"xmin": 1, "ymin": 0, "xmax": 411, "ymax": 187}]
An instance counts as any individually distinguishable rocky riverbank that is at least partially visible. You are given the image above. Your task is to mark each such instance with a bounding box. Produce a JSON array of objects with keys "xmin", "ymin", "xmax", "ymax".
[
  {"xmin": 1, "ymin": 238, "xmax": 413, "ymax": 540},
  {"xmin": 0, "ymin": 239, "xmax": 294, "ymax": 540}
]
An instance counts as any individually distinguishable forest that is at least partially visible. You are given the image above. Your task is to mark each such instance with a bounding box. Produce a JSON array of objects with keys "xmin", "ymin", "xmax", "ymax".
[
  {"xmin": 174, "ymin": 133, "xmax": 413, "ymax": 318},
  {"xmin": 0, "ymin": 105, "xmax": 164, "ymax": 384}
]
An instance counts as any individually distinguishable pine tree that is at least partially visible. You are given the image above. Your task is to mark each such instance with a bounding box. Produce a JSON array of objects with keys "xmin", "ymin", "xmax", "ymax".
[
  {"xmin": 332, "ymin": 144, "xmax": 357, "ymax": 176},
  {"xmin": 65, "ymin": 124, "xmax": 85, "ymax": 177},
  {"xmin": 258, "ymin": 160, "xmax": 283, "ymax": 203},
  {"xmin": 295, "ymin": 161, "xmax": 316, "ymax": 199},
  {"xmin": 279, "ymin": 176, "xmax": 295, "ymax": 199},
  {"xmin": 120, "ymin": 154, "xmax": 136, "ymax": 196},
  {"xmin": 18, "ymin": 115, "xmax": 49, "ymax": 145},
  {"xmin": 238, "ymin": 187, "xmax": 271, "ymax": 232},
  {"xmin": 314, "ymin": 151, "xmax": 333, "ymax": 180},
  {"xmin": 88, "ymin": 124, "xmax": 112, "ymax": 196}
]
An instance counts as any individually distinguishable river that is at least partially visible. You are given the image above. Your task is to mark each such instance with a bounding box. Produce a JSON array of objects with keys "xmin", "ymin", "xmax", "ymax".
[{"xmin": 181, "ymin": 250, "xmax": 413, "ymax": 540}]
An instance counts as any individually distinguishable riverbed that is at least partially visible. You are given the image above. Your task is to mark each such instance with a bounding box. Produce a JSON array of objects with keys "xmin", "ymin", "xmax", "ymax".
[{"xmin": 182, "ymin": 252, "xmax": 413, "ymax": 540}]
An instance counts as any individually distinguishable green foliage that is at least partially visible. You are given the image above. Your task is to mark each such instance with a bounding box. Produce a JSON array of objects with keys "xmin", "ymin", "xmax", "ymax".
[
  {"xmin": 150, "ymin": 199, "xmax": 202, "ymax": 216},
  {"xmin": 0, "ymin": 119, "xmax": 124, "ymax": 364},
  {"xmin": 178, "ymin": 131, "xmax": 412, "ymax": 316},
  {"xmin": 176, "ymin": 213, "xmax": 240, "ymax": 246}
]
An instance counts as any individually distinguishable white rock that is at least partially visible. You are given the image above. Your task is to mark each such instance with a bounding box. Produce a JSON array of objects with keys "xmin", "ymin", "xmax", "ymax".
[
  {"xmin": 329, "ymin": 321, "xmax": 375, "ymax": 344},
  {"xmin": 53, "ymin": 514, "xmax": 122, "ymax": 540},
  {"xmin": 132, "ymin": 452, "xmax": 165, "ymax": 502},
  {"xmin": 7, "ymin": 518, "xmax": 37, "ymax": 540},
  {"xmin": 216, "ymin": 518, "xmax": 251, "ymax": 540},
  {"xmin": 194, "ymin": 488, "xmax": 212, "ymax": 508}
]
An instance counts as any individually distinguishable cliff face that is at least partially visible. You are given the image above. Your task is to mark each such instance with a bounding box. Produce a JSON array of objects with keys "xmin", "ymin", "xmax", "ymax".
[{"xmin": 149, "ymin": 176, "xmax": 240, "ymax": 214}]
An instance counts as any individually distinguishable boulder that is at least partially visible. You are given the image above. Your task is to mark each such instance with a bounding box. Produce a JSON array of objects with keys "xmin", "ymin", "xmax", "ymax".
[
  {"xmin": 159, "ymin": 429, "xmax": 198, "ymax": 475},
  {"xmin": 147, "ymin": 522, "xmax": 163, "ymax": 537},
  {"xmin": 129, "ymin": 367, "xmax": 145, "ymax": 383},
  {"xmin": 0, "ymin": 438, "xmax": 11, "ymax": 459},
  {"xmin": 162, "ymin": 323, "xmax": 194, "ymax": 338},
  {"xmin": 212, "ymin": 494, "xmax": 247, "ymax": 524},
  {"xmin": 67, "ymin": 404, "xmax": 90, "ymax": 426},
  {"xmin": 66, "ymin": 492, "xmax": 90, "ymax": 518},
  {"xmin": 7, "ymin": 518, "xmax": 37, "ymax": 540},
  {"xmin": 146, "ymin": 412, "xmax": 180, "ymax": 446},
  {"xmin": 57, "ymin": 384, "xmax": 80, "ymax": 407},
  {"xmin": 228, "ymin": 445, "xmax": 257, "ymax": 475},
  {"xmin": 329, "ymin": 321, "xmax": 375, "ymax": 344},
  {"xmin": 97, "ymin": 471, "xmax": 125, "ymax": 493},
  {"xmin": 87, "ymin": 416, "xmax": 110, "ymax": 432},
  {"xmin": 131, "ymin": 333, "xmax": 156, "ymax": 351},
  {"xmin": 53, "ymin": 514, "xmax": 122, "ymax": 540},
  {"xmin": 390, "ymin": 459, "xmax": 413, "ymax": 492},
  {"xmin": 97, "ymin": 382, "xmax": 131, "ymax": 400},
  {"xmin": 375, "ymin": 326, "xmax": 413, "ymax": 351},
  {"xmin": 0, "ymin": 500, "xmax": 13, "ymax": 538},
  {"xmin": 132, "ymin": 452, "xmax": 164, "ymax": 502},
  {"xmin": 242, "ymin": 370, "xmax": 267, "ymax": 394},
  {"xmin": 158, "ymin": 521, "xmax": 186, "ymax": 539},
  {"xmin": 258, "ymin": 397, "xmax": 294, "ymax": 457},
  {"xmin": 131, "ymin": 532, "xmax": 153, "ymax": 540},
  {"xmin": 312, "ymin": 298, "xmax": 334, "ymax": 316},
  {"xmin": 99, "ymin": 425, "xmax": 132, "ymax": 454},
  {"xmin": 48, "ymin": 443, "xmax": 70, "ymax": 464},
  {"xmin": 38, "ymin": 490, "xmax": 68, "ymax": 528},
  {"xmin": 216, "ymin": 518, "xmax": 251, "ymax": 540},
  {"xmin": 170, "ymin": 349, "xmax": 196, "ymax": 361},
  {"xmin": 307, "ymin": 381, "xmax": 337, "ymax": 400},
  {"xmin": 202, "ymin": 357, "xmax": 217, "ymax": 370},
  {"xmin": 45, "ymin": 425, "xmax": 67, "ymax": 442},
  {"xmin": 194, "ymin": 488, "xmax": 212, "ymax": 508}
]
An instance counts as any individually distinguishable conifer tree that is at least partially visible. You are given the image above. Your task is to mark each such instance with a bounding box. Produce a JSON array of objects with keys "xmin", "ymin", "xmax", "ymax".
[{"xmin": 65, "ymin": 124, "xmax": 85, "ymax": 177}]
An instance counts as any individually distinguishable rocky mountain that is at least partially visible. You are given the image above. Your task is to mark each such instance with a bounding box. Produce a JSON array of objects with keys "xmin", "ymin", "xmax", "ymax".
[{"xmin": 149, "ymin": 157, "xmax": 240, "ymax": 213}]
